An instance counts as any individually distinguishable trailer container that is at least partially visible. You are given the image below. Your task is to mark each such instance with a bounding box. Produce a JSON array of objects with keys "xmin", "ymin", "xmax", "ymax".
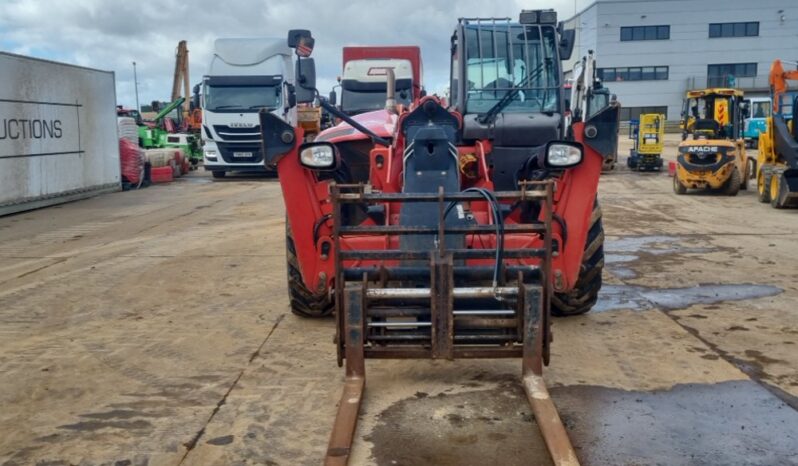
[{"xmin": 0, "ymin": 52, "xmax": 120, "ymax": 216}]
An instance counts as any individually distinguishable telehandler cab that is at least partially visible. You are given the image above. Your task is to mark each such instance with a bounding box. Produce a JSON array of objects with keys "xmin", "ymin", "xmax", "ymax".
[{"xmin": 260, "ymin": 12, "xmax": 619, "ymax": 464}]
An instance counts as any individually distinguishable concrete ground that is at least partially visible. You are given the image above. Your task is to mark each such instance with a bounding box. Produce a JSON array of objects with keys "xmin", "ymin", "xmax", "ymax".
[{"xmin": 1, "ymin": 137, "xmax": 797, "ymax": 465}]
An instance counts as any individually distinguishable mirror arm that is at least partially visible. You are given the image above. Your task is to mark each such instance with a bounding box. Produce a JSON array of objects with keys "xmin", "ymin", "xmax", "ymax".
[{"xmin": 318, "ymin": 98, "xmax": 391, "ymax": 146}]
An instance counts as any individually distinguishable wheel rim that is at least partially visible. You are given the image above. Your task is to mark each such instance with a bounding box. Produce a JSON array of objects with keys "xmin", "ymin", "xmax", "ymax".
[
  {"xmin": 758, "ymin": 172, "xmax": 765, "ymax": 195},
  {"xmin": 770, "ymin": 175, "xmax": 779, "ymax": 202}
]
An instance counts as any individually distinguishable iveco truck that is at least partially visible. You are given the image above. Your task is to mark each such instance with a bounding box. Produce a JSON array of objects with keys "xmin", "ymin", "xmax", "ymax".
[{"xmin": 202, "ymin": 38, "xmax": 295, "ymax": 178}]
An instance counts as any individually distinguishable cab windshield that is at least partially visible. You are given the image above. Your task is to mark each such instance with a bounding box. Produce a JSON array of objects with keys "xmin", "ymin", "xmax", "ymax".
[
  {"xmin": 464, "ymin": 24, "xmax": 560, "ymax": 114},
  {"xmin": 340, "ymin": 81, "xmax": 413, "ymax": 115},
  {"xmin": 203, "ymin": 76, "xmax": 282, "ymax": 113},
  {"xmin": 777, "ymin": 91, "xmax": 797, "ymax": 118},
  {"xmin": 747, "ymin": 100, "xmax": 771, "ymax": 119}
]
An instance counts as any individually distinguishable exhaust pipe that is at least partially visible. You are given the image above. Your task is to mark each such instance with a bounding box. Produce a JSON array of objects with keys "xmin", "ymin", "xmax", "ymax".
[{"xmin": 385, "ymin": 68, "xmax": 397, "ymax": 114}]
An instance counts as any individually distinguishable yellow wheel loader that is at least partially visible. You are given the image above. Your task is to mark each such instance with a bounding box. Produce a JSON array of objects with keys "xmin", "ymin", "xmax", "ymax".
[
  {"xmin": 754, "ymin": 59, "xmax": 798, "ymax": 208},
  {"xmin": 674, "ymin": 88, "xmax": 748, "ymax": 196}
]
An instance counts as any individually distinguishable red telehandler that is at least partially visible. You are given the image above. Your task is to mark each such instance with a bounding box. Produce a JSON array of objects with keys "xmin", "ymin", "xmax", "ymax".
[{"xmin": 261, "ymin": 12, "xmax": 619, "ymax": 465}]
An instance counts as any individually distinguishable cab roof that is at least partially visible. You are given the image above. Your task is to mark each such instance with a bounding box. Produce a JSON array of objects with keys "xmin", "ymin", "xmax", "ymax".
[{"xmin": 686, "ymin": 88, "xmax": 744, "ymax": 98}]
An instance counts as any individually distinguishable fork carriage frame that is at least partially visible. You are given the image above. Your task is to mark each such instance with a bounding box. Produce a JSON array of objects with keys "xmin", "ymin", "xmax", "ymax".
[{"xmin": 324, "ymin": 180, "xmax": 579, "ymax": 466}]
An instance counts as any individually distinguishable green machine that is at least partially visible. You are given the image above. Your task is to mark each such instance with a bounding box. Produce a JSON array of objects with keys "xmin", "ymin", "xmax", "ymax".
[{"xmin": 139, "ymin": 97, "xmax": 203, "ymax": 166}]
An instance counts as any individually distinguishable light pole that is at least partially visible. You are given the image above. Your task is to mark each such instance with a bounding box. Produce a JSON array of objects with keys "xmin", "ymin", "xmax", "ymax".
[{"xmin": 132, "ymin": 61, "xmax": 140, "ymax": 112}]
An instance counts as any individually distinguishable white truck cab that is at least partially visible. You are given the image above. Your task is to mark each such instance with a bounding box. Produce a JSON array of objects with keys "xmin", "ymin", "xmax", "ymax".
[
  {"xmin": 202, "ymin": 38, "xmax": 296, "ymax": 178},
  {"xmin": 340, "ymin": 59, "xmax": 414, "ymax": 115}
]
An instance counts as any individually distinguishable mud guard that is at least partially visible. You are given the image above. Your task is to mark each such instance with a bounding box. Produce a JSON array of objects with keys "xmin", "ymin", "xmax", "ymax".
[
  {"xmin": 259, "ymin": 110, "xmax": 334, "ymax": 292},
  {"xmin": 553, "ymin": 103, "xmax": 619, "ymax": 292}
]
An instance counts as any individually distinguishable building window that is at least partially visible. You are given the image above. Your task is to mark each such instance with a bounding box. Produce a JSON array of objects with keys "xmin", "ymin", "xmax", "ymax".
[
  {"xmin": 709, "ymin": 22, "xmax": 759, "ymax": 38},
  {"xmin": 598, "ymin": 66, "xmax": 668, "ymax": 81},
  {"xmin": 620, "ymin": 25, "xmax": 670, "ymax": 41},
  {"xmin": 707, "ymin": 63, "xmax": 757, "ymax": 87},
  {"xmin": 620, "ymin": 106, "xmax": 668, "ymax": 121}
]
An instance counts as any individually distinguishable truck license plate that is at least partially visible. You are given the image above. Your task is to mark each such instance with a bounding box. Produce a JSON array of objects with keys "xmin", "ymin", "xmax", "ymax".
[{"xmin": 233, "ymin": 152, "xmax": 252, "ymax": 158}]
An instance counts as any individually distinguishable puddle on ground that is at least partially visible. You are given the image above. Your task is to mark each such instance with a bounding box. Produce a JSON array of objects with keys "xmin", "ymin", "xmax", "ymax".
[
  {"xmin": 594, "ymin": 283, "xmax": 782, "ymax": 313},
  {"xmin": 604, "ymin": 235, "xmax": 718, "ymax": 280},
  {"xmin": 368, "ymin": 379, "xmax": 798, "ymax": 466},
  {"xmin": 555, "ymin": 380, "xmax": 798, "ymax": 466},
  {"xmin": 366, "ymin": 378, "xmax": 552, "ymax": 466},
  {"xmin": 605, "ymin": 235, "xmax": 715, "ymax": 256}
]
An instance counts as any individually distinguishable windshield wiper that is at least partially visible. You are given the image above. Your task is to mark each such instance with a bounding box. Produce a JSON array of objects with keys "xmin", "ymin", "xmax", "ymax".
[
  {"xmin": 477, "ymin": 60, "xmax": 547, "ymax": 125},
  {"xmin": 211, "ymin": 105, "xmax": 243, "ymax": 110},
  {"xmin": 249, "ymin": 105, "xmax": 274, "ymax": 109}
]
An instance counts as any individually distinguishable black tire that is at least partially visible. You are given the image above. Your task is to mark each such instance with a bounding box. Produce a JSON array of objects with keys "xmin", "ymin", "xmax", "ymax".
[
  {"xmin": 723, "ymin": 168, "xmax": 741, "ymax": 196},
  {"xmin": 757, "ymin": 165, "xmax": 772, "ymax": 203},
  {"xmin": 286, "ymin": 222, "xmax": 334, "ymax": 318},
  {"xmin": 673, "ymin": 175, "xmax": 687, "ymax": 195},
  {"xmin": 551, "ymin": 201, "xmax": 604, "ymax": 317},
  {"xmin": 212, "ymin": 171, "xmax": 226, "ymax": 179},
  {"xmin": 741, "ymin": 161, "xmax": 750, "ymax": 191}
]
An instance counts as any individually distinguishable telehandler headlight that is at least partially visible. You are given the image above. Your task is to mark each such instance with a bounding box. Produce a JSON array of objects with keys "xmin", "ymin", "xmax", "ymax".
[
  {"xmin": 299, "ymin": 142, "xmax": 338, "ymax": 170},
  {"xmin": 545, "ymin": 141, "xmax": 583, "ymax": 168}
]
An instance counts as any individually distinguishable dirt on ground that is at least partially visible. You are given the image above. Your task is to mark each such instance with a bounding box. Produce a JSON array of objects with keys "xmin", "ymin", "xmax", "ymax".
[{"xmin": 1, "ymin": 137, "xmax": 797, "ymax": 465}]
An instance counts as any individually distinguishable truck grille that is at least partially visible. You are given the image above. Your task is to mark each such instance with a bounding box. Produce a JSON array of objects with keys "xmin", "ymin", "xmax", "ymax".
[
  {"xmin": 216, "ymin": 142, "xmax": 263, "ymax": 164},
  {"xmin": 213, "ymin": 125, "xmax": 262, "ymax": 142}
]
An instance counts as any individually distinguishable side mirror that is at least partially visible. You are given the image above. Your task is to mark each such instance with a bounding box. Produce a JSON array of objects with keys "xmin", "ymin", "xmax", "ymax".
[
  {"xmin": 559, "ymin": 28, "xmax": 576, "ymax": 61},
  {"xmin": 286, "ymin": 83, "xmax": 297, "ymax": 108},
  {"xmin": 329, "ymin": 89, "xmax": 337, "ymax": 106},
  {"xmin": 545, "ymin": 141, "xmax": 583, "ymax": 168},
  {"xmin": 296, "ymin": 58, "xmax": 316, "ymax": 104},
  {"xmin": 299, "ymin": 142, "xmax": 338, "ymax": 170},
  {"xmin": 287, "ymin": 29, "xmax": 315, "ymax": 57}
]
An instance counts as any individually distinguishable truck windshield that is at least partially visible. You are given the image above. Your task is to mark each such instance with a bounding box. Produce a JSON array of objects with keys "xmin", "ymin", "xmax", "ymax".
[
  {"xmin": 341, "ymin": 83, "xmax": 413, "ymax": 115},
  {"xmin": 464, "ymin": 24, "xmax": 560, "ymax": 114},
  {"xmin": 204, "ymin": 82, "xmax": 281, "ymax": 112}
]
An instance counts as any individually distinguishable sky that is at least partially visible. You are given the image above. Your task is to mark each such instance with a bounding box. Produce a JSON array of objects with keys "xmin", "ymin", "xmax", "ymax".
[{"xmin": 0, "ymin": 0, "xmax": 582, "ymax": 109}]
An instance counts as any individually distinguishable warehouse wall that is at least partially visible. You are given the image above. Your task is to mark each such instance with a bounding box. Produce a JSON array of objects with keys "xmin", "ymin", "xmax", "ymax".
[
  {"xmin": 0, "ymin": 52, "xmax": 120, "ymax": 215},
  {"xmin": 567, "ymin": 0, "xmax": 798, "ymax": 120}
]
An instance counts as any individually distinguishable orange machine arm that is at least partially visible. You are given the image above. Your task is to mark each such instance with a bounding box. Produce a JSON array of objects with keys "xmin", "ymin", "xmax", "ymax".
[{"xmin": 770, "ymin": 59, "xmax": 798, "ymax": 113}]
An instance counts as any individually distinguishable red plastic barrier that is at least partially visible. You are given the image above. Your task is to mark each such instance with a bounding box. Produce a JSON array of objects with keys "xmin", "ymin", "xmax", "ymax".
[
  {"xmin": 119, "ymin": 138, "xmax": 145, "ymax": 184},
  {"xmin": 668, "ymin": 161, "xmax": 676, "ymax": 177},
  {"xmin": 151, "ymin": 165, "xmax": 174, "ymax": 183}
]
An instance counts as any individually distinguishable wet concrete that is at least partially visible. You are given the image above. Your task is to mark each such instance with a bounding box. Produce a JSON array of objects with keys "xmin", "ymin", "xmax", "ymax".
[
  {"xmin": 605, "ymin": 235, "xmax": 715, "ymax": 256},
  {"xmin": 367, "ymin": 377, "xmax": 552, "ymax": 466},
  {"xmin": 367, "ymin": 378, "xmax": 798, "ymax": 466},
  {"xmin": 604, "ymin": 235, "xmax": 721, "ymax": 280},
  {"xmin": 593, "ymin": 283, "xmax": 782, "ymax": 313},
  {"xmin": 556, "ymin": 380, "xmax": 798, "ymax": 466}
]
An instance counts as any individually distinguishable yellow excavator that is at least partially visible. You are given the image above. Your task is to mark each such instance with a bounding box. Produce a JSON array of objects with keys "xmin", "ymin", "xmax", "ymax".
[
  {"xmin": 674, "ymin": 88, "xmax": 748, "ymax": 195},
  {"xmin": 754, "ymin": 59, "xmax": 798, "ymax": 208}
]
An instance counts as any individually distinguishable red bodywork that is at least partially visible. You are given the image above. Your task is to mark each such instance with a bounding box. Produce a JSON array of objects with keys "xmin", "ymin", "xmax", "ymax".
[
  {"xmin": 342, "ymin": 46, "xmax": 423, "ymax": 100},
  {"xmin": 275, "ymin": 97, "xmax": 601, "ymax": 297}
]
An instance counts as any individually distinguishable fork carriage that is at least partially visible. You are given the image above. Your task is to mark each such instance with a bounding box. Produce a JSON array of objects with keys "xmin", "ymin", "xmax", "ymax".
[{"xmin": 325, "ymin": 181, "xmax": 578, "ymax": 466}]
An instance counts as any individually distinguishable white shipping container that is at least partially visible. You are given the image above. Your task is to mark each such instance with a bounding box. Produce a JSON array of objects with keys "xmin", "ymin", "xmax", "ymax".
[{"xmin": 0, "ymin": 52, "xmax": 120, "ymax": 216}]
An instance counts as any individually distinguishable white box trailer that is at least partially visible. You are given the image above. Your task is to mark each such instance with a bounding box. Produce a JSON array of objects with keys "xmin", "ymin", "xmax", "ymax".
[{"xmin": 0, "ymin": 52, "xmax": 120, "ymax": 216}]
